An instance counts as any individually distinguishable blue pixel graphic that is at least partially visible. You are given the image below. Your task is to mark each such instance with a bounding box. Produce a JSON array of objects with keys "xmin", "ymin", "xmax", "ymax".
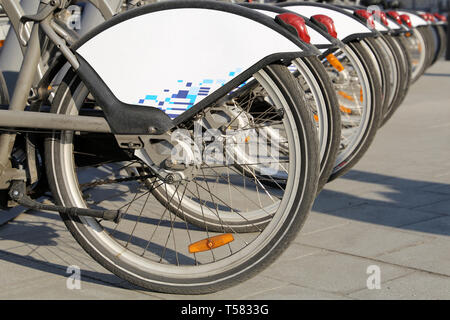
[{"xmin": 137, "ymin": 68, "xmax": 243, "ymax": 119}]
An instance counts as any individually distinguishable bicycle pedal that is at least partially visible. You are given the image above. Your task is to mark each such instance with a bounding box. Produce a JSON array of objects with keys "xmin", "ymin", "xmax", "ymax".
[{"xmin": 8, "ymin": 180, "xmax": 123, "ymax": 223}]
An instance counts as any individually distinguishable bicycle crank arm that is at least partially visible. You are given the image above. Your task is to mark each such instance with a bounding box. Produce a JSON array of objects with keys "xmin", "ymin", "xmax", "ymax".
[{"xmin": 8, "ymin": 180, "xmax": 123, "ymax": 223}]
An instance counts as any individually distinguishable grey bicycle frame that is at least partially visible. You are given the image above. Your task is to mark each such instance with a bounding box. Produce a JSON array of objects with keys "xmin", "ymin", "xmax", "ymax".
[
  {"xmin": 0, "ymin": 0, "xmax": 305, "ymax": 180},
  {"xmin": 0, "ymin": 0, "xmax": 121, "ymax": 99},
  {"xmin": 0, "ymin": 0, "xmax": 118, "ymax": 177}
]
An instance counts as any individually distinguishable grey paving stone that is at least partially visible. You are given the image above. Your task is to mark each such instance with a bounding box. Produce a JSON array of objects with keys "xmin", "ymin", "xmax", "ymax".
[
  {"xmin": 311, "ymin": 191, "xmax": 366, "ymax": 214},
  {"xmin": 0, "ymin": 206, "xmax": 29, "ymax": 226},
  {"xmin": 0, "ymin": 274, "xmax": 159, "ymax": 300},
  {"xmin": 0, "ymin": 211, "xmax": 127, "ymax": 287},
  {"xmin": 420, "ymin": 183, "xmax": 450, "ymax": 196},
  {"xmin": 349, "ymin": 271, "xmax": 450, "ymax": 300},
  {"xmin": 148, "ymin": 276, "xmax": 291, "ymax": 300},
  {"xmin": 323, "ymin": 174, "xmax": 397, "ymax": 197},
  {"xmin": 298, "ymin": 220, "xmax": 433, "ymax": 258},
  {"xmin": 312, "ymin": 204, "xmax": 440, "ymax": 229},
  {"xmin": 0, "ymin": 247, "xmax": 126, "ymax": 288},
  {"xmin": 260, "ymin": 250, "xmax": 410, "ymax": 294},
  {"xmin": 0, "ymin": 241, "xmax": 125, "ymax": 284},
  {"xmin": 360, "ymin": 176, "xmax": 434, "ymax": 191},
  {"xmin": 295, "ymin": 211, "xmax": 350, "ymax": 238},
  {"xmin": 377, "ymin": 237, "xmax": 450, "ymax": 277},
  {"xmin": 0, "ymin": 210, "xmax": 66, "ymax": 239},
  {"xmin": 243, "ymin": 284, "xmax": 350, "ymax": 300},
  {"xmin": 413, "ymin": 199, "xmax": 450, "ymax": 216},
  {"xmin": 399, "ymin": 215, "xmax": 450, "ymax": 237},
  {"xmin": 0, "ymin": 254, "xmax": 61, "ymax": 288},
  {"xmin": 352, "ymin": 189, "xmax": 448, "ymax": 210},
  {"xmin": 275, "ymin": 243, "xmax": 323, "ymax": 262}
]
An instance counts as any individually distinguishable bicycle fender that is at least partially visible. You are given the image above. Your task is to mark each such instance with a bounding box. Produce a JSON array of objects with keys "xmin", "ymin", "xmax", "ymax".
[
  {"xmin": 337, "ymin": 7, "xmax": 390, "ymax": 33},
  {"xmin": 278, "ymin": 3, "xmax": 376, "ymax": 43},
  {"xmin": 396, "ymin": 10, "xmax": 429, "ymax": 27},
  {"xmin": 386, "ymin": 15, "xmax": 409, "ymax": 32},
  {"xmin": 334, "ymin": 4, "xmax": 406, "ymax": 32},
  {"xmin": 73, "ymin": 1, "xmax": 315, "ymax": 120},
  {"xmin": 241, "ymin": 4, "xmax": 336, "ymax": 49}
]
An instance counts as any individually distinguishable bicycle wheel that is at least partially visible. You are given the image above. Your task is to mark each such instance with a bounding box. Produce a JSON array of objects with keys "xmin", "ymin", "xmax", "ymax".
[
  {"xmin": 293, "ymin": 56, "xmax": 340, "ymax": 193},
  {"xmin": 229, "ymin": 56, "xmax": 340, "ymax": 193},
  {"xmin": 430, "ymin": 24, "xmax": 447, "ymax": 65},
  {"xmin": 323, "ymin": 41, "xmax": 383, "ymax": 181},
  {"xmin": 363, "ymin": 37, "xmax": 393, "ymax": 120},
  {"xmin": 417, "ymin": 25, "xmax": 436, "ymax": 70},
  {"xmin": 378, "ymin": 34, "xmax": 412, "ymax": 127},
  {"xmin": 45, "ymin": 63, "xmax": 320, "ymax": 294},
  {"xmin": 404, "ymin": 28, "xmax": 428, "ymax": 83},
  {"xmin": 150, "ymin": 55, "xmax": 340, "ymax": 232}
]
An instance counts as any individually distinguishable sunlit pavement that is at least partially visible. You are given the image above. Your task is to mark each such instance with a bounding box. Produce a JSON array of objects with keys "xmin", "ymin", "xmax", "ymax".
[{"xmin": 0, "ymin": 60, "xmax": 449, "ymax": 300}]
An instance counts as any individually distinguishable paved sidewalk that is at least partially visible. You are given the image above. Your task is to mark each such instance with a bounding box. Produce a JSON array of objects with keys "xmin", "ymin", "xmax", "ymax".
[{"xmin": 0, "ymin": 60, "xmax": 449, "ymax": 300}]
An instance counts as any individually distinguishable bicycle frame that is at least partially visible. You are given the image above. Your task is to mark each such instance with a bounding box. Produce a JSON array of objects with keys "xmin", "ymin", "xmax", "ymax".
[
  {"xmin": 0, "ymin": 0, "xmax": 119, "ymax": 182},
  {"xmin": 0, "ymin": 0, "xmax": 121, "ymax": 99},
  {"xmin": 0, "ymin": 0, "xmax": 316, "ymax": 187}
]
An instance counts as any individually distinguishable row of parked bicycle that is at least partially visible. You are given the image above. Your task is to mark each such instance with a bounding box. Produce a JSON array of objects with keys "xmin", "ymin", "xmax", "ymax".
[{"xmin": 0, "ymin": 0, "xmax": 446, "ymax": 294}]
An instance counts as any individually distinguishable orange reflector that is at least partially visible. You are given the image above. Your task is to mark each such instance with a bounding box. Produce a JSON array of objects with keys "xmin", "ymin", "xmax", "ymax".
[
  {"xmin": 326, "ymin": 54, "xmax": 344, "ymax": 72},
  {"xmin": 189, "ymin": 234, "xmax": 234, "ymax": 253},
  {"xmin": 337, "ymin": 91, "xmax": 355, "ymax": 101},
  {"xmin": 0, "ymin": 40, "xmax": 4, "ymax": 48},
  {"xmin": 417, "ymin": 43, "xmax": 422, "ymax": 53},
  {"xmin": 313, "ymin": 114, "xmax": 319, "ymax": 122},
  {"xmin": 359, "ymin": 88, "xmax": 363, "ymax": 102},
  {"xmin": 405, "ymin": 32, "xmax": 411, "ymax": 37},
  {"xmin": 339, "ymin": 105, "xmax": 352, "ymax": 114},
  {"xmin": 245, "ymin": 136, "xmax": 250, "ymax": 143}
]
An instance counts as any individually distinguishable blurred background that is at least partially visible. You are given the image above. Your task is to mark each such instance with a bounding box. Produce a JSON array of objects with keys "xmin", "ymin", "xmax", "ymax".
[
  {"xmin": 262, "ymin": 1, "xmax": 450, "ymax": 14},
  {"xmin": 399, "ymin": 0, "xmax": 449, "ymax": 12}
]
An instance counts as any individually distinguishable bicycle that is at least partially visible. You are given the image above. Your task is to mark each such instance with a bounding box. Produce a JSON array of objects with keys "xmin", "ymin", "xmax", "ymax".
[{"xmin": 0, "ymin": 0, "xmax": 322, "ymax": 294}]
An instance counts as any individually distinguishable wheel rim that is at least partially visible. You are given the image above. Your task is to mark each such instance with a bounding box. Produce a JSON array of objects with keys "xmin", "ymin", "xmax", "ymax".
[
  {"xmin": 49, "ymin": 67, "xmax": 309, "ymax": 281},
  {"xmin": 322, "ymin": 46, "xmax": 372, "ymax": 170}
]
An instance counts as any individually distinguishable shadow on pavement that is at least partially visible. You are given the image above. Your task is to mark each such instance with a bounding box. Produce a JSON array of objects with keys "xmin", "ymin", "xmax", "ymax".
[
  {"xmin": 315, "ymin": 170, "xmax": 450, "ymax": 236},
  {"xmin": 0, "ymin": 248, "xmax": 130, "ymax": 289},
  {"xmin": 0, "ymin": 168, "xmax": 448, "ymax": 290},
  {"xmin": 0, "ymin": 218, "xmax": 131, "ymax": 289},
  {"xmin": 423, "ymin": 72, "xmax": 450, "ymax": 77}
]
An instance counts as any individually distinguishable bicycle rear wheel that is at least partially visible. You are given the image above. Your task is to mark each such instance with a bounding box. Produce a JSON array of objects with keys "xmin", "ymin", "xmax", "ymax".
[
  {"xmin": 323, "ymin": 41, "xmax": 382, "ymax": 181},
  {"xmin": 378, "ymin": 34, "xmax": 412, "ymax": 127},
  {"xmin": 404, "ymin": 28, "xmax": 428, "ymax": 83},
  {"xmin": 363, "ymin": 37, "xmax": 393, "ymax": 120},
  {"xmin": 45, "ymin": 63, "xmax": 320, "ymax": 294}
]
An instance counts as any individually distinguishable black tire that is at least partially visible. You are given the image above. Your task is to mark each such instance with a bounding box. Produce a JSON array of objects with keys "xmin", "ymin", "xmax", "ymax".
[
  {"xmin": 224, "ymin": 57, "xmax": 340, "ymax": 195},
  {"xmin": 328, "ymin": 40, "xmax": 383, "ymax": 182},
  {"xmin": 45, "ymin": 64, "xmax": 320, "ymax": 294},
  {"xmin": 417, "ymin": 25, "xmax": 436, "ymax": 71},
  {"xmin": 378, "ymin": 34, "xmax": 410, "ymax": 127},
  {"xmin": 362, "ymin": 37, "xmax": 393, "ymax": 120},
  {"xmin": 430, "ymin": 24, "xmax": 447, "ymax": 65},
  {"xmin": 299, "ymin": 56, "xmax": 340, "ymax": 193},
  {"xmin": 407, "ymin": 28, "xmax": 428, "ymax": 83},
  {"xmin": 391, "ymin": 35, "xmax": 413, "ymax": 106}
]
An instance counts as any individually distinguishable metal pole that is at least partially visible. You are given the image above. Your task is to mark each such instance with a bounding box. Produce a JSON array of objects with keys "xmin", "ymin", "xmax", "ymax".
[
  {"xmin": 0, "ymin": 0, "xmax": 40, "ymax": 100},
  {"xmin": 0, "ymin": 110, "xmax": 111, "ymax": 133},
  {"xmin": 79, "ymin": 0, "xmax": 122, "ymax": 35},
  {"xmin": 0, "ymin": 23, "xmax": 42, "ymax": 175}
]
